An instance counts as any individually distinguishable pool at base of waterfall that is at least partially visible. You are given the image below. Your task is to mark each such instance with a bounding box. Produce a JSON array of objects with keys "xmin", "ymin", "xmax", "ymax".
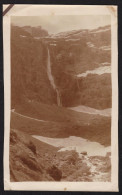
[{"xmin": 32, "ymin": 135, "xmax": 111, "ymax": 157}]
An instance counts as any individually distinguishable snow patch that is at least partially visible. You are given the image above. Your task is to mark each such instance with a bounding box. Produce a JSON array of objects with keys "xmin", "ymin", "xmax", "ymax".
[
  {"xmin": 101, "ymin": 62, "xmax": 110, "ymax": 66},
  {"xmin": 50, "ymin": 43, "xmax": 57, "ymax": 46},
  {"xmin": 20, "ymin": 35, "xmax": 27, "ymax": 38},
  {"xmin": 32, "ymin": 135, "xmax": 111, "ymax": 157},
  {"xmin": 65, "ymin": 38, "xmax": 80, "ymax": 42},
  {"xmin": 90, "ymin": 28, "xmax": 110, "ymax": 34},
  {"xmin": 77, "ymin": 66, "xmax": 111, "ymax": 77},
  {"xmin": 99, "ymin": 46, "xmax": 111, "ymax": 51},
  {"xmin": 87, "ymin": 42, "xmax": 95, "ymax": 48},
  {"xmin": 68, "ymin": 106, "xmax": 111, "ymax": 117},
  {"xmin": 34, "ymin": 37, "xmax": 41, "ymax": 39}
]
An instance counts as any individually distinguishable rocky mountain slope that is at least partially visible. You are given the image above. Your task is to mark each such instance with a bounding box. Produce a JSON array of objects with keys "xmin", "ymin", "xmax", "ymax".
[{"xmin": 10, "ymin": 128, "xmax": 111, "ymax": 182}]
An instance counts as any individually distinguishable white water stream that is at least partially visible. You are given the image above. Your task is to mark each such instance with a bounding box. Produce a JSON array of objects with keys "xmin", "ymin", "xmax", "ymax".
[{"xmin": 47, "ymin": 48, "xmax": 61, "ymax": 106}]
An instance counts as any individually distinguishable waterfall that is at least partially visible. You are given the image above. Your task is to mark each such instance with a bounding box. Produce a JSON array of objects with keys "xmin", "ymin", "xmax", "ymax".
[
  {"xmin": 47, "ymin": 48, "xmax": 62, "ymax": 106},
  {"xmin": 56, "ymin": 89, "xmax": 62, "ymax": 107}
]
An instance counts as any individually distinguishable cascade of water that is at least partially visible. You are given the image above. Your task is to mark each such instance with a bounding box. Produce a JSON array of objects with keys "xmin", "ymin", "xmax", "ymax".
[
  {"xmin": 47, "ymin": 48, "xmax": 61, "ymax": 106},
  {"xmin": 56, "ymin": 89, "xmax": 62, "ymax": 106}
]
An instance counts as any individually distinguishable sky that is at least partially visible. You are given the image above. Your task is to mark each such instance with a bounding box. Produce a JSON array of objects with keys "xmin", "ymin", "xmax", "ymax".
[{"xmin": 11, "ymin": 15, "xmax": 111, "ymax": 34}]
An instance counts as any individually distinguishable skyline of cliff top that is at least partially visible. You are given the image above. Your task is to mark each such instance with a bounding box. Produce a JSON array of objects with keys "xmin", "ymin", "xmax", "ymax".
[
  {"xmin": 11, "ymin": 23, "xmax": 110, "ymax": 37},
  {"xmin": 11, "ymin": 15, "xmax": 111, "ymax": 34}
]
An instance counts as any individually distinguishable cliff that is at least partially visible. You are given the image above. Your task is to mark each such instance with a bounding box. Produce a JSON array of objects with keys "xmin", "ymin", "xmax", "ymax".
[
  {"xmin": 11, "ymin": 25, "xmax": 111, "ymax": 109},
  {"xmin": 47, "ymin": 25, "xmax": 111, "ymax": 108},
  {"xmin": 11, "ymin": 25, "xmax": 57, "ymax": 107}
]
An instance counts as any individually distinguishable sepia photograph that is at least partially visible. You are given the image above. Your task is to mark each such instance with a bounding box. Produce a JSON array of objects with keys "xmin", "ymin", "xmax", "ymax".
[{"xmin": 3, "ymin": 5, "xmax": 118, "ymax": 191}]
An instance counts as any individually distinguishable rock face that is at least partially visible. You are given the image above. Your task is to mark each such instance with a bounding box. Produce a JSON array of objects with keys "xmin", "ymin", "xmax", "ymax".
[
  {"xmin": 10, "ymin": 129, "xmax": 56, "ymax": 181},
  {"xmin": 77, "ymin": 74, "xmax": 111, "ymax": 109},
  {"xmin": 11, "ymin": 25, "xmax": 57, "ymax": 107},
  {"xmin": 22, "ymin": 26, "xmax": 48, "ymax": 37},
  {"xmin": 11, "ymin": 25, "xmax": 111, "ymax": 109}
]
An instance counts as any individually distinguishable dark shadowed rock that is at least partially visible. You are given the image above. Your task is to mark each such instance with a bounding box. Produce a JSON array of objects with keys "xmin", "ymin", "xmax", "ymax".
[
  {"xmin": 80, "ymin": 151, "xmax": 87, "ymax": 155},
  {"xmin": 47, "ymin": 165, "xmax": 62, "ymax": 181},
  {"xmin": 27, "ymin": 141, "xmax": 37, "ymax": 155}
]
